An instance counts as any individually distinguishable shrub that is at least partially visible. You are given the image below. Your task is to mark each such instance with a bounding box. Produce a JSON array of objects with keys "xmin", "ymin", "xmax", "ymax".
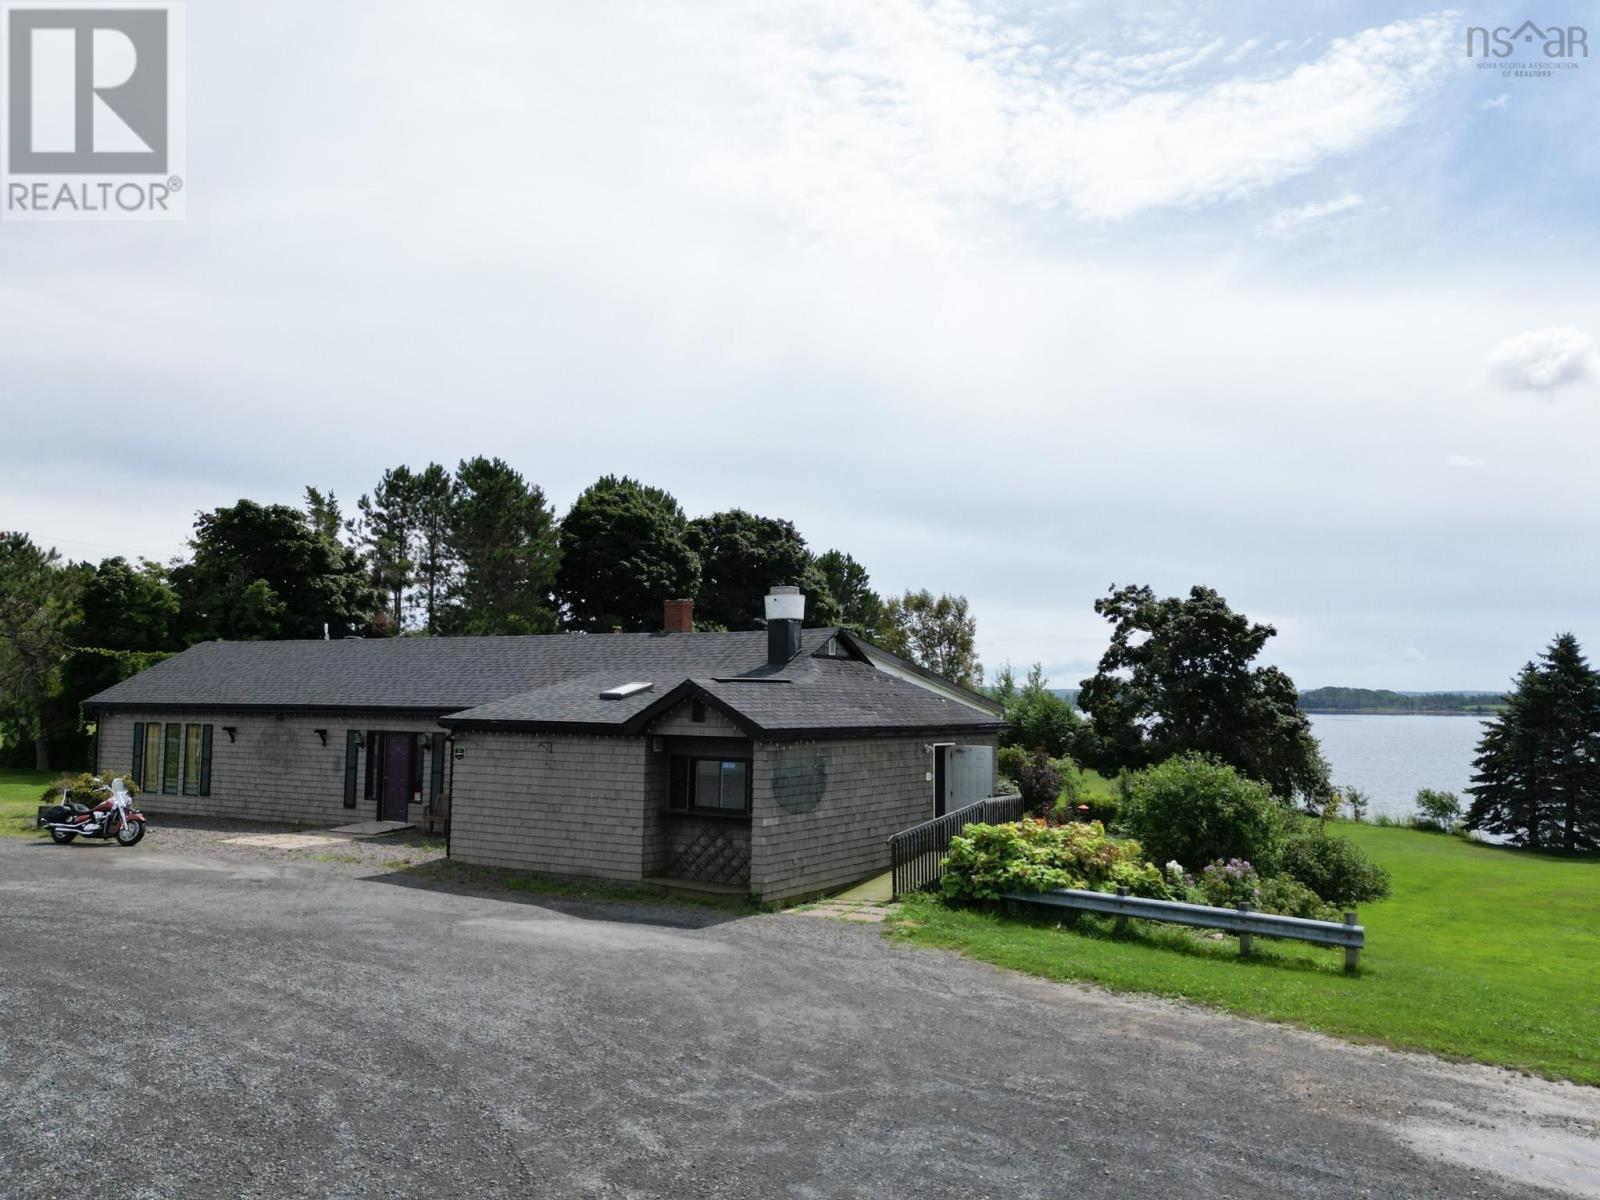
[
  {"xmin": 40, "ymin": 772, "xmax": 139, "ymax": 806},
  {"xmin": 1257, "ymin": 875, "xmax": 1340, "ymax": 921},
  {"xmin": 1340, "ymin": 786, "xmax": 1370, "ymax": 823},
  {"xmin": 1195, "ymin": 858, "xmax": 1260, "ymax": 908},
  {"xmin": 1016, "ymin": 751, "xmax": 1062, "ymax": 815},
  {"xmin": 941, "ymin": 819, "xmax": 1170, "ymax": 904},
  {"xmin": 1414, "ymin": 788, "xmax": 1462, "ymax": 833},
  {"xmin": 1277, "ymin": 824, "xmax": 1390, "ymax": 905},
  {"xmin": 996, "ymin": 745, "xmax": 1028, "ymax": 783},
  {"xmin": 1120, "ymin": 755, "xmax": 1290, "ymax": 874}
]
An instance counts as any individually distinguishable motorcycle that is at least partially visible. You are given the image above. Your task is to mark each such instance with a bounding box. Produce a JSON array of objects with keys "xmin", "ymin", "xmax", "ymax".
[{"xmin": 38, "ymin": 777, "xmax": 147, "ymax": 846}]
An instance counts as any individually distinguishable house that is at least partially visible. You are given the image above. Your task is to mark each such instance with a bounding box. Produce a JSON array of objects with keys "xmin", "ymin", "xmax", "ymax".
[{"xmin": 85, "ymin": 587, "xmax": 1002, "ymax": 901}]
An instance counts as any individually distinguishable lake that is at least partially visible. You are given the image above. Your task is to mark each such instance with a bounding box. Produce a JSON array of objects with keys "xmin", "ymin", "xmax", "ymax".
[{"xmin": 1309, "ymin": 713, "xmax": 1490, "ymax": 822}]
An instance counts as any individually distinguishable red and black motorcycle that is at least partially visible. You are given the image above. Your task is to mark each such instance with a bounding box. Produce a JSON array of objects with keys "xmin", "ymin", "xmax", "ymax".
[{"xmin": 38, "ymin": 777, "xmax": 147, "ymax": 846}]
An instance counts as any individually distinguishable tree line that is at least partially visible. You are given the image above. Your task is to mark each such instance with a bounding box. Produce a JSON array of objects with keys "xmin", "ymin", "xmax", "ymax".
[
  {"xmin": 1297, "ymin": 687, "xmax": 1507, "ymax": 715},
  {"xmin": 0, "ymin": 463, "xmax": 983, "ymax": 768}
]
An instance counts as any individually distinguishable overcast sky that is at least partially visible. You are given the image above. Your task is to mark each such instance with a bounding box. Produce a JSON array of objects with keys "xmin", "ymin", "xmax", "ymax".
[{"xmin": 3, "ymin": 0, "xmax": 1597, "ymax": 690}]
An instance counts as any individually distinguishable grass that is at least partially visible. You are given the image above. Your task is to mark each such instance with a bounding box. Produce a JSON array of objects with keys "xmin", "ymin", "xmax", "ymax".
[
  {"xmin": 888, "ymin": 822, "xmax": 1600, "ymax": 1085},
  {"xmin": 0, "ymin": 768, "xmax": 55, "ymax": 839}
]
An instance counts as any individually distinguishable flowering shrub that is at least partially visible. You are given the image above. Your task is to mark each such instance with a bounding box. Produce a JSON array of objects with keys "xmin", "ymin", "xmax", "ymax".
[
  {"xmin": 940, "ymin": 819, "xmax": 1172, "ymax": 904},
  {"xmin": 1195, "ymin": 858, "xmax": 1261, "ymax": 908}
]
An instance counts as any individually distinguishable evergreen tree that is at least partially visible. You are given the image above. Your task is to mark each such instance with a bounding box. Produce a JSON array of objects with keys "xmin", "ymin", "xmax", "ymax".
[
  {"xmin": 410, "ymin": 463, "xmax": 455, "ymax": 634},
  {"xmin": 1467, "ymin": 633, "xmax": 1600, "ymax": 851},
  {"xmin": 356, "ymin": 466, "xmax": 418, "ymax": 632},
  {"xmin": 815, "ymin": 549, "xmax": 885, "ymax": 637},
  {"xmin": 441, "ymin": 457, "xmax": 559, "ymax": 635}
]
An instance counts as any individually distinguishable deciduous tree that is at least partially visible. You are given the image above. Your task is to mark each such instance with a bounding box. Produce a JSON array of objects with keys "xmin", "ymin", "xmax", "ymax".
[
  {"xmin": 0, "ymin": 533, "xmax": 78, "ymax": 769},
  {"xmin": 880, "ymin": 589, "xmax": 982, "ymax": 688},
  {"xmin": 1076, "ymin": 584, "xmax": 1329, "ymax": 804}
]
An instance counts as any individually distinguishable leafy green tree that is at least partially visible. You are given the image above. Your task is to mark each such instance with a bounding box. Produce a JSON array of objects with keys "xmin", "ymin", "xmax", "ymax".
[
  {"xmin": 441, "ymin": 457, "xmax": 559, "ymax": 635},
  {"xmin": 74, "ymin": 557, "xmax": 180, "ymax": 653},
  {"xmin": 686, "ymin": 509, "xmax": 836, "ymax": 630},
  {"xmin": 556, "ymin": 475, "xmax": 700, "ymax": 632},
  {"xmin": 815, "ymin": 549, "xmax": 884, "ymax": 636},
  {"xmin": 880, "ymin": 589, "xmax": 982, "ymax": 687},
  {"xmin": 1468, "ymin": 633, "xmax": 1600, "ymax": 851},
  {"xmin": 356, "ymin": 466, "xmax": 418, "ymax": 632},
  {"xmin": 1002, "ymin": 662, "xmax": 1082, "ymax": 757},
  {"xmin": 174, "ymin": 500, "xmax": 380, "ymax": 641},
  {"xmin": 0, "ymin": 534, "xmax": 79, "ymax": 768},
  {"xmin": 1414, "ymin": 788, "xmax": 1463, "ymax": 833},
  {"xmin": 1076, "ymin": 584, "xmax": 1329, "ymax": 804}
]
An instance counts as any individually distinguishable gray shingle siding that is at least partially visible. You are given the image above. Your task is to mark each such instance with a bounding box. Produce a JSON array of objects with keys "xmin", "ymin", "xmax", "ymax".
[
  {"xmin": 749, "ymin": 734, "xmax": 999, "ymax": 902},
  {"xmin": 97, "ymin": 709, "xmax": 445, "ymax": 826},
  {"xmin": 447, "ymin": 732, "xmax": 651, "ymax": 879}
]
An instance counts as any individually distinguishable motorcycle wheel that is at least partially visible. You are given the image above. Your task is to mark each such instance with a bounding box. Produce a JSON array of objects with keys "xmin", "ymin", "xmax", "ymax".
[
  {"xmin": 49, "ymin": 828, "xmax": 77, "ymax": 844},
  {"xmin": 115, "ymin": 820, "xmax": 145, "ymax": 847}
]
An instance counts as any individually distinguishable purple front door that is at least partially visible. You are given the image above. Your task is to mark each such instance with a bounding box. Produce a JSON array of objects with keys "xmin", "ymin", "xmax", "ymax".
[{"xmin": 380, "ymin": 734, "xmax": 414, "ymax": 822}]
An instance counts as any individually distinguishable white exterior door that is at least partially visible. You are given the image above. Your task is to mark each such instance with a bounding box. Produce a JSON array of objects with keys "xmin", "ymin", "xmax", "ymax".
[{"xmin": 946, "ymin": 744, "xmax": 995, "ymax": 811}]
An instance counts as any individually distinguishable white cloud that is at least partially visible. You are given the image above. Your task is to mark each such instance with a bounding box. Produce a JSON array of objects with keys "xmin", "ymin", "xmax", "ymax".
[
  {"xmin": 1257, "ymin": 191, "xmax": 1364, "ymax": 237},
  {"xmin": 1404, "ymin": 646, "xmax": 1428, "ymax": 663},
  {"xmin": 692, "ymin": 5, "xmax": 1460, "ymax": 235},
  {"xmin": 1478, "ymin": 92, "xmax": 1510, "ymax": 110},
  {"xmin": 1485, "ymin": 326, "xmax": 1600, "ymax": 392},
  {"xmin": 1445, "ymin": 454, "xmax": 1485, "ymax": 469}
]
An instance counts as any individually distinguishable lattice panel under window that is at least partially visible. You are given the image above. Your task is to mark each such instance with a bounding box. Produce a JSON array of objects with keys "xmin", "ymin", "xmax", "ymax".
[{"xmin": 670, "ymin": 826, "xmax": 751, "ymax": 886}]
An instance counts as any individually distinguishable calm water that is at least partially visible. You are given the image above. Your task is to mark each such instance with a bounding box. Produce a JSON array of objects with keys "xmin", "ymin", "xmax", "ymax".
[{"xmin": 1309, "ymin": 713, "xmax": 1491, "ymax": 822}]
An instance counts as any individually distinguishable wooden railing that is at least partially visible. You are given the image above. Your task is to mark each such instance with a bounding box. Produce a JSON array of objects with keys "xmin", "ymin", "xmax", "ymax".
[{"xmin": 888, "ymin": 794, "xmax": 1025, "ymax": 899}]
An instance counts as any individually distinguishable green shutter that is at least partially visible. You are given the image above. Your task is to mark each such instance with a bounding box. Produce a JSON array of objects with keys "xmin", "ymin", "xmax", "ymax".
[
  {"xmin": 131, "ymin": 722, "xmax": 145, "ymax": 789},
  {"xmin": 343, "ymin": 731, "xmax": 359, "ymax": 809},
  {"xmin": 429, "ymin": 733, "xmax": 445, "ymax": 809},
  {"xmin": 199, "ymin": 725, "xmax": 213, "ymax": 796}
]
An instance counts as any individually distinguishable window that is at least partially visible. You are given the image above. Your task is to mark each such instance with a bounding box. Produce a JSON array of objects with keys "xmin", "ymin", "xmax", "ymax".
[
  {"xmin": 144, "ymin": 724, "xmax": 163, "ymax": 791},
  {"xmin": 182, "ymin": 725, "xmax": 204, "ymax": 795},
  {"xmin": 162, "ymin": 724, "xmax": 181, "ymax": 794},
  {"xmin": 690, "ymin": 698, "xmax": 707, "ymax": 723},
  {"xmin": 668, "ymin": 756, "xmax": 751, "ymax": 814}
]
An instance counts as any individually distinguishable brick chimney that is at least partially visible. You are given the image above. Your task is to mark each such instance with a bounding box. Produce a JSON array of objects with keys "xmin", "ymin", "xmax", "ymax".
[{"xmin": 663, "ymin": 598, "xmax": 694, "ymax": 633}]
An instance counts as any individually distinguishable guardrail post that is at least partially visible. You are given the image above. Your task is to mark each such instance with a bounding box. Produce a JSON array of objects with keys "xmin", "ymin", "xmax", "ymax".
[
  {"xmin": 1114, "ymin": 886, "xmax": 1129, "ymax": 935},
  {"xmin": 1344, "ymin": 910, "xmax": 1359, "ymax": 973},
  {"xmin": 1236, "ymin": 902, "xmax": 1253, "ymax": 957}
]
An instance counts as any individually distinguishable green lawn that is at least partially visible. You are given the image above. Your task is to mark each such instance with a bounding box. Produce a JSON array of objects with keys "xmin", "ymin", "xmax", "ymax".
[
  {"xmin": 0, "ymin": 768, "xmax": 55, "ymax": 839},
  {"xmin": 889, "ymin": 823, "xmax": 1600, "ymax": 1085}
]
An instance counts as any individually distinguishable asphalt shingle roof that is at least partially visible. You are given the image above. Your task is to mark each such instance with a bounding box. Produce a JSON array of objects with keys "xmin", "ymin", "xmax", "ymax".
[{"xmin": 85, "ymin": 629, "xmax": 1002, "ymax": 737}]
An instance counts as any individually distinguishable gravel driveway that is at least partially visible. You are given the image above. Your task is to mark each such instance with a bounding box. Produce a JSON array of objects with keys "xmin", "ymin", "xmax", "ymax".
[{"xmin": 0, "ymin": 835, "xmax": 1594, "ymax": 1200}]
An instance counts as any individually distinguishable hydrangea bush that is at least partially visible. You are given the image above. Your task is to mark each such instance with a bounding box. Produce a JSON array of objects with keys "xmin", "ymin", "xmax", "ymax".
[{"xmin": 940, "ymin": 818, "xmax": 1172, "ymax": 904}]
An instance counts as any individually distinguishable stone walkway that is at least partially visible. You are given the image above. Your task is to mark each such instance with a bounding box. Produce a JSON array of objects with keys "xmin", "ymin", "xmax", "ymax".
[{"xmin": 791, "ymin": 898, "xmax": 898, "ymax": 923}]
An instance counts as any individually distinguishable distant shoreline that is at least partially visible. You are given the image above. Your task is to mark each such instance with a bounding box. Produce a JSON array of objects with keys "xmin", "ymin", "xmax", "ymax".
[{"xmin": 1303, "ymin": 708, "xmax": 1504, "ymax": 717}]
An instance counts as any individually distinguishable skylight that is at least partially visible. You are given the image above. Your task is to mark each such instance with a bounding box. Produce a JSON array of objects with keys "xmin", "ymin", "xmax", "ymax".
[{"xmin": 599, "ymin": 681, "xmax": 654, "ymax": 700}]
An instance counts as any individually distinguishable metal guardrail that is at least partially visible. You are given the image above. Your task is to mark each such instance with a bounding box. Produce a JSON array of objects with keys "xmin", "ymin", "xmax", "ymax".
[
  {"xmin": 888, "ymin": 794, "xmax": 1026, "ymax": 899},
  {"xmin": 1002, "ymin": 887, "xmax": 1365, "ymax": 971}
]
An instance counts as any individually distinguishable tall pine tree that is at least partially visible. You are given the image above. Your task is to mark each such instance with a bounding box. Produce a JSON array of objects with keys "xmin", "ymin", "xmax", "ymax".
[{"xmin": 1467, "ymin": 633, "xmax": 1600, "ymax": 851}]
